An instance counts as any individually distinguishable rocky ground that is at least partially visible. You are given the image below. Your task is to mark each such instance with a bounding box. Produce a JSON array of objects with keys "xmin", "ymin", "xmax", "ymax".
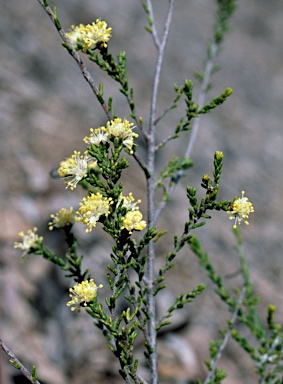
[{"xmin": 1, "ymin": 1, "xmax": 283, "ymax": 383}]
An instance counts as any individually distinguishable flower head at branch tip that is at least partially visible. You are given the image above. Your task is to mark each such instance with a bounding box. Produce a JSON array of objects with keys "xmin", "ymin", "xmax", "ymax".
[
  {"xmin": 58, "ymin": 151, "xmax": 93, "ymax": 190},
  {"xmin": 66, "ymin": 23, "xmax": 85, "ymax": 47},
  {"xmin": 122, "ymin": 210, "xmax": 147, "ymax": 234},
  {"xmin": 215, "ymin": 151, "xmax": 224, "ymax": 160},
  {"xmin": 76, "ymin": 192, "xmax": 113, "ymax": 232},
  {"xmin": 202, "ymin": 174, "xmax": 210, "ymax": 180},
  {"xmin": 118, "ymin": 192, "xmax": 141, "ymax": 211},
  {"xmin": 106, "ymin": 118, "xmax": 138, "ymax": 154},
  {"xmin": 67, "ymin": 279, "xmax": 103, "ymax": 313},
  {"xmin": 84, "ymin": 127, "xmax": 108, "ymax": 146},
  {"xmin": 228, "ymin": 191, "xmax": 254, "ymax": 228},
  {"xmin": 49, "ymin": 207, "xmax": 76, "ymax": 231},
  {"xmin": 14, "ymin": 227, "xmax": 43, "ymax": 258},
  {"xmin": 66, "ymin": 19, "xmax": 112, "ymax": 52}
]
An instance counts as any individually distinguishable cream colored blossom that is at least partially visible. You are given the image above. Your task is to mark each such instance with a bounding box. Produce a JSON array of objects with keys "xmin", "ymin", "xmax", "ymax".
[
  {"xmin": 122, "ymin": 210, "xmax": 147, "ymax": 233},
  {"xmin": 118, "ymin": 192, "xmax": 146, "ymax": 233},
  {"xmin": 118, "ymin": 192, "xmax": 141, "ymax": 211},
  {"xmin": 66, "ymin": 23, "xmax": 85, "ymax": 47},
  {"xmin": 82, "ymin": 20, "xmax": 112, "ymax": 51},
  {"xmin": 84, "ymin": 127, "xmax": 108, "ymax": 146},
  {"xmin": 14, "ymin": 227, "xmax": 43, "ymax": 257},
  {"xmin": 228, "ymin": 191, "xmax": 254, "ymax": 228},
  {"xmin": 59, "ymin": 151, "xmax": 93, "ymax": 190},
  {"xmin": 49, "ymin": 207, "xmax": 76, "ymax": 231},
  {"xmin": 76, "ymin": 192, "xmax": 113, "ymax": 232},
  {"xmin": 106, "ymin": 118, "xmax": 138, "ymax": 153},
  {"xmin": 67, "ymin": 279, "xmax": 103, "ymax": 312},
  {"xmin": 66, "ymin": 20, "xmax": 112, "ymax": 52}
]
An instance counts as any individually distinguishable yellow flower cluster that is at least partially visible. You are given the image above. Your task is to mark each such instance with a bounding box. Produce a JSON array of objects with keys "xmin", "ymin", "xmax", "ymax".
[
  {"xmin": 122, "ymin": 211, "xmax": 146, "ymax": 233},
  {"xmin": 49, "ymin": 207, "xmax": 76, "ymax": 231},
  {"xmin": 118, "ymin": 192, "xmax": 141, "ymax": 211},
  {"xmin": 48, "ymin": 192, "xmax": 146, "ymax": 234},
  {"xmin": 67, "ymin": 279, "xmax": 103, "ymax": 312},
  {"xmin": 228, "ymin": 191, "xmax": 254, "ymax": 228},
  {"xmin": 59, "ymin": 151, "xmax": 93, "ymax": 190},
  {"xmin": 66, "ymin": 20, "xmax": 112, "ymax": 52},
  {"xmin": 118, "ymin": 192, "xmax": 146, "ymax": 233},
  {"xmin": 84, "ymin": 118, "xmax": 138, "ymax": 154},
  {"xmin": 76, "ymin": 192, "xmax": 113, "ymax": 232},
  {"xmin": 107, "ymin": 118, "xmax": 138, "ymax": 153},
  {"xmin": 14, "ymin": 228, "xmax": 43, "ymax": 257},
  {"xmin": 84, "ymin": 127, "xmax": 109, "ymax": 146}
]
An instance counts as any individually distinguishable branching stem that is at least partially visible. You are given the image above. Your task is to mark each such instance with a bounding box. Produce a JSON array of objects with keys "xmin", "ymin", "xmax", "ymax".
[
  {"xmin": 155, "ymin": 40, "xmax": 219, "ymax": 221},
  {"xmin": 145, "ymin": 0, "xmax": 160, "ymax": 48},
  {"xmin": 37, "ymin": 0, "xmax": 151, "ymax": 178},
  {"xmin": 146, "ymin": 1, "xmax": 175, "ymax": 383},
  {"xmin": 36, "ymin": 0, "xmax": 113, "ymax": 121},
  {"xmin": 0, "ymin": 339, "xmax": 41, "ymax": 384},
  {"xmin": 203, "ymin": 286, "xmax": 246, "ymax": 384},
  {"xmin": 185, "ymin": 41, "xmax": 218, "ymax": 158}
]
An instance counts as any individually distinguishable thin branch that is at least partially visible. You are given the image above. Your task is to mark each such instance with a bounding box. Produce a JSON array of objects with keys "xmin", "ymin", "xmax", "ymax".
[
  {"xmin": 145, "ymin": 0, "xmax": 160, "ymax": 48},
  {"xmin": 185, "ymin": 41, "xmax": 218, "ymax": 158},
  {"xmin": 0, "ymin": 339, "xmax": 41, "ymax": 384},
  {"xmin": 132, "ymin": 152, "xmax": 151, "ymax": 179},
  {"xmin": 154, "ymin": 41, "xmax": 219, "ymax": 221},
  {"xmin": 137, "ymin": 374, "xmax": 149, "ymax": 384},
  {"xmin": 154, "ymin": 132, "xmax": 177, "ymax": 152},
  {"xmin": 36, "ymin": 0, "xmax": 113, "ymax": 121},
  {"xmin": 137, "ymin": 120, "xmax": 150, "ymax": 144},
  {"xmin": 154, "ymin": 100, "xmax": 177, "ymax": 126},
  {"xmin": 145, "ymin": 2, "xmax": 175, "ymax": 384},
  {"xmin": 132, "ymin": 113, "xmax": 150, "ymax": 145},
  {"xmin": 148, "ymin": 0, "xmax": 175, "ymax": 142},
  {"xmin": 203, "ymin": 287, "xmax": 246, "ymax": 384}
]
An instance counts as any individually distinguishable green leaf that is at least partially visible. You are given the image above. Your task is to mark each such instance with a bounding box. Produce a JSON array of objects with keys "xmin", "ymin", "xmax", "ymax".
[
  {"xmin": 32, "ymin": 365, "xmax": 38, "ymax": 381},
  {"xmin": 9, "ymin": 360, "xmax": 21, "ymax": 369}
]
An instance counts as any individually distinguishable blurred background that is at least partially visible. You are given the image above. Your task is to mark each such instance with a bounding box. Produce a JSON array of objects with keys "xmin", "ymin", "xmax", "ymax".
[{"xmin": 1, "ymin": 0, "xmax": 283, "ymax": 383}]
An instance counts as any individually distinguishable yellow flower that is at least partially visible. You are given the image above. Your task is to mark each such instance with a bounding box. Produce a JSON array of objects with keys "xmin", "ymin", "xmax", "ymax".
[
  {"xmin": 202, "ymin": 174, "xmax": 210, "ymax": 181},
  {"xmin": 49, "ymin": 207, "xmax": 76, "ymax": 231},
  {"xmin": 118, "ymin": 192, "xmax": 141, "ymax": 211},
  {"xmin": 66, "ymin": 23, "xmax": 85, "ymax": 47},
  {"xmin": 122, "ymin": 210, "xmax": 147, "ymax": 233},
  {"xmin": 59, "ymin": 150, "xmax": 93, "ymax": 190},
  {"xmin": 106, "ymin": 118, "xmax": 138, "ymax": 153},
  {"xmin": 215, "ymin": 151, "xmax": 224, "ymax": 160},
  {"xmin": 84, "ymin": 127, "xmax": 108, "ymax": 146},
  {"xmin": 82, "ymin": 20, "xmax": 112, "ymax": 51},
  {"xmin": 67, "ymin": 279, "xmax": 103, "ymax": 312},
  {"xmin": 228, "ymin": 191, "xmax": 254, "ymax": 228},
  {"xmin": 66, "ymin": 20, "xmax": 112, "ymax": 52},
  {"xmin": 14, "ymin": 227, "xmax": 43, "ymax": 257},
  {"xmin": 76, "ymin": 192, "xmax": 113, "ymax": 232}
]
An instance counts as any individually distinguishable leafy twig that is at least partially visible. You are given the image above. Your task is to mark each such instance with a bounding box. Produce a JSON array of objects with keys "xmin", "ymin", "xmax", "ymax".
[
  {"xmin": 37, "ymin": 0, "xmax": 151, "ymax": 179},
  {"xmin": 144, "ymin": 0, "xmax": 160, "ymax": 48},
  {"xmin": 185, "ymin": 42, "xmax": 218, "ymax": 158},
  {"xmin": 36, "ymin": 0, "xmax": 113, "ymax": 120},
  {"xmin": 203, "ymin": 286, "xmax": 246, "ymax": 384},
  {"xmin": 0, "ymin": 339, "xmax": 41, "ymax": 384}
]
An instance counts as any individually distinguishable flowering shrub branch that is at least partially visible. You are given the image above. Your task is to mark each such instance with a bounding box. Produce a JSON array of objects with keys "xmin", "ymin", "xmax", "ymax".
[{"xmin": 4, "ymin": 1, "xmax": 283, "ymax": 384}]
